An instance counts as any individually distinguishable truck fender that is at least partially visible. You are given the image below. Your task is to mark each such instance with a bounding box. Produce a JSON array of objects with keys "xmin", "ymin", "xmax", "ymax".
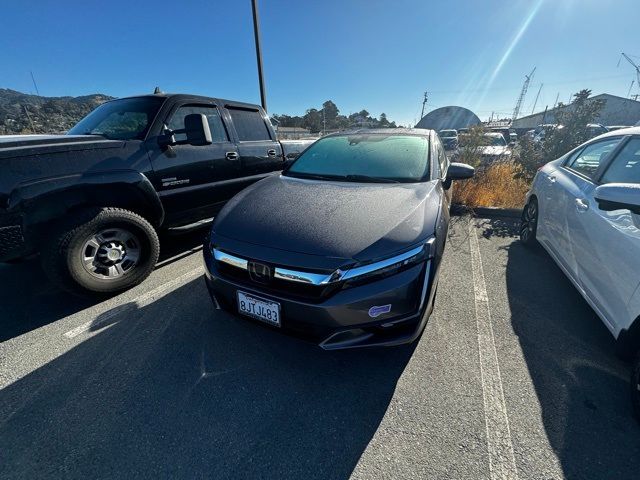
[{"xmin": 10, "ymin": 170, "xmax": 165, "ymax": 228}]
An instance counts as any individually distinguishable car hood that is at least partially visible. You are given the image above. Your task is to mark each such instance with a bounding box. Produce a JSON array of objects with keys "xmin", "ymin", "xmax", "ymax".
[
  {"xmin": 212, "ymin": 174, "xmax": 442, "ymax": 264},
  {"xmin": 0, "ymin": 134, "xmax": 124, "ymax": 160},
  {"xmin": 478, "ymin": 145, "xmax": 509, "ymax": 155}
]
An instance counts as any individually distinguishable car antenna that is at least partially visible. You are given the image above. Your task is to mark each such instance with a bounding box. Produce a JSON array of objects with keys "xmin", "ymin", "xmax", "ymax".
[{"xmin": 153, "ymin": 86, "xmax": 163, "ymax": 94}]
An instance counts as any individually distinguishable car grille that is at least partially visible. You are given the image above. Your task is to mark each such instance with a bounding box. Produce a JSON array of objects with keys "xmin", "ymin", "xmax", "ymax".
[{"xmin": 216, "ymin": 260, "xmax": 341, "ymax": 302}]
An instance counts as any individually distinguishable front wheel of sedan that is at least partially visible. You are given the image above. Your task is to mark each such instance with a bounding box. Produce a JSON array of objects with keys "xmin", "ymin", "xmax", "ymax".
[
  {"xmin": 520, "ymin": 198, "xmax": 539, "ymax": 247},
  {"xmin": 41, "ymin": 208, "xmax": 160, "ymax": 296}
]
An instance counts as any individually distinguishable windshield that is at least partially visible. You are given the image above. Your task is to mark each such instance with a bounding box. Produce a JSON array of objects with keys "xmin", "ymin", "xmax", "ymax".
[
  {"xmin": 480, "ymin": 135, "xmax": 506, "ymax": 147},
  {"xmin": 439, "ymin": 130, "xmax": 456, "ymax": 138},
  {"xmin": 67, "ymin": 97, "xmax": 164, "ymax": 140},
  {"xmin": 285, "ymin": 134, "xmax": 430, "ymax": 183}
]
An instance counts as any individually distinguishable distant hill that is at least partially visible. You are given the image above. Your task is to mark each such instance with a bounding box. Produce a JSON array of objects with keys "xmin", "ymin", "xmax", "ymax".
[{"xmin": 0, "ymin": 88, "xmax": 114, "ymax": 135}]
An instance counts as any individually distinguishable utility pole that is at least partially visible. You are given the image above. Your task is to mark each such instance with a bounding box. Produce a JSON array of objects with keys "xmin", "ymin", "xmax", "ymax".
[
  {"xmin": 30, "ymin": 71, "xmax": 40, "ymax": 97},
  {"xmin": 628, "ymin": 80, "xmax": 636, "ymax": 99},
  {"xmin": 23, "ymin": 106, "xmax": 36, "ymax": 133},
  {"xmin": 251, "ymin": 0, "xmax": 267, "ymax": 111},
  {"xmin": 541, "ymin": 105, "xmax": 549, "ymax": 124},
  {"xmin": 552, "ymin": 92, "xmax": 560, "ymax": 109},
  {"xmin": 420, "ymin": 91, "xmax": 428, "ymax": 119},
  {"xmin": 531, "ymin": 83, "xmax": 543, "ymax": 114},
  {"xmin": 512, "ymin": 67, "xmax": 535, "ymax": 121}
]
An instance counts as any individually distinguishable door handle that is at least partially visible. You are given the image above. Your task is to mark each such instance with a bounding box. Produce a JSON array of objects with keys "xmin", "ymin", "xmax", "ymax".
[
  {"xmin": 225, "ymin": 151, "xmax": 238, "ymax": 161},
  {"xmin": 267, "ymin": 149, "xmax": 277, "ymax": 157},
  {"xmin": 575, "ymin": 198, "xmax": 589, "ymax": 212}
]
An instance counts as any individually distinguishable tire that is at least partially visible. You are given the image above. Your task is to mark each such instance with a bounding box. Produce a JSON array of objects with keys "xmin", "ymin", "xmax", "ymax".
[
  {"xmin": 632, "ymin": 351, "xmax": 640, "ymax": 423},
  {"xmin": 520, "ymin": 197, "xmax": 539, "ymax": 247},
  {"xmin": 41, "ymin": 208, "xmax": 160, "ymax": 295}
]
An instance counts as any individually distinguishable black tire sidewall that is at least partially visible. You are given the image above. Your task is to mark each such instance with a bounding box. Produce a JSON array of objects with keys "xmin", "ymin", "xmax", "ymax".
[
  {"xmin": 520, "ymin": 198, "xmax": 538, "ymax": 245},
  {"xmin": 45, "ymin": 208, "xmax": 160, "ymax": 295}
]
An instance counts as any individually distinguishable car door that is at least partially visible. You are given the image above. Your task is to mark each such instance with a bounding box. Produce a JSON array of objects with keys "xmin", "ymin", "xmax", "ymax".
[
  {"xmin": 224, "ymin": 106, "xmax": 284, "ymax": 180},
  {"xmin": 146, "ymin": 103, "xmax": 239, "ymax": 226},
  {"xmin": 545, "ymin": 137, "xmax": 623, "ymax": 280},
  {"xmin": 567, "ymin": 136, "xmax": 640, "ymax": 333}
]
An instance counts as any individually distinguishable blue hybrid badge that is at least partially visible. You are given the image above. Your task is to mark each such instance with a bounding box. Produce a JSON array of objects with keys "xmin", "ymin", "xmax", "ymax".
[{"xmin": 368, "ymin": 304, "xmax": 392, "ymax": 318}]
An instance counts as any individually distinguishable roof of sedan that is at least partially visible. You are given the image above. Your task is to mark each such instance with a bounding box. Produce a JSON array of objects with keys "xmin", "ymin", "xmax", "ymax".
[
  {"xmin": 598, "ymin": 126, "xmax": 640, "ymax": 138},
  {"xmin": 324, "ymin": 128, "xmax": 433, "ymax": 138}
]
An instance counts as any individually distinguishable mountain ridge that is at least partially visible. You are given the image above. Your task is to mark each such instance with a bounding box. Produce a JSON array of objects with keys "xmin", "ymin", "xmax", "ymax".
[{"xmin": 0, "ymin": 88, "xmax": 114, "ymax": 135}]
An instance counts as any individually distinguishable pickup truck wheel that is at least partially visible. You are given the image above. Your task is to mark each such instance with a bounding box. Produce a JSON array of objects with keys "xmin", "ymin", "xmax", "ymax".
[{"xmin": 41, "ymin": 208, "xmax": 160, "ymax": 295}]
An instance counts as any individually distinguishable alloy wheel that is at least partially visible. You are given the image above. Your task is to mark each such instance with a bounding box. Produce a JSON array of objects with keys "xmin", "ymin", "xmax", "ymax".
[{"xmin": 80, "ymin": 227, "xmax": 141, "ymax": 280}]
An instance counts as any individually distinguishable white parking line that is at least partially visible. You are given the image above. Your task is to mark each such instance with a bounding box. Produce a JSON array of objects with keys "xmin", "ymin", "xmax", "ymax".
[
  {"xmin": 469, "ymin": 222, "xmax": 519, "ymax": 480},
  {"xmin": 63, "ymin": 267, "xmax": 204, "ymax": 339}
]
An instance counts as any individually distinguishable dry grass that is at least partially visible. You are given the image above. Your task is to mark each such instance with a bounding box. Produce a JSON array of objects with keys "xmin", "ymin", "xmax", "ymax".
[{"xmin": 452, "ymin": 160, "xmax": 530, "ymax": 209}]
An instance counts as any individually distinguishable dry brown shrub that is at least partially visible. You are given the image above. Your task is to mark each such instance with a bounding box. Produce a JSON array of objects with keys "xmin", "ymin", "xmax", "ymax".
[{"xmin": 452, "ymin": 160, "xmax": 530, "ymax": 209}]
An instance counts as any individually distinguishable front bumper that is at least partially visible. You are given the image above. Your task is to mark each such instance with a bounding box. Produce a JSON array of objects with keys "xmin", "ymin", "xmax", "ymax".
[{"xmin": 202, "ymin": 246, "xmax": 439, "ymax": 350}]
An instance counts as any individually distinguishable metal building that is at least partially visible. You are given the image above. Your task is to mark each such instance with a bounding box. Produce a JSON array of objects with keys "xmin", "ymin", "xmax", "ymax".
[
  {"xmin": 415, "ymin": 106, "xmax": 481, "ymax": 131},
  {"xmin": 511, "ymin": 94, "xmax": 640, "ymax": 130}
]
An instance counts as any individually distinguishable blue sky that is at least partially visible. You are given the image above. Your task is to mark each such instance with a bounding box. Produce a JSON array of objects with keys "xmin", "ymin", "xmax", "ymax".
[{"xmin": 2, "ymin": 0, "xmax": 639, "ymax": 125}]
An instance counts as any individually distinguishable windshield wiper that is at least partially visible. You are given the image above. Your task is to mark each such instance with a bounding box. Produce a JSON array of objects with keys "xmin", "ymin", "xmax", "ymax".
[
  {"xmin": 285, "ymin": 172, "xmax": 342, "ymax": 181},
  {"xmin": 344, "ymin": 174, "xmax": 400, "ymax": 183},
  {"xmin": 81, "ymin": 131, "xmax": 111, "ymax": 139}
]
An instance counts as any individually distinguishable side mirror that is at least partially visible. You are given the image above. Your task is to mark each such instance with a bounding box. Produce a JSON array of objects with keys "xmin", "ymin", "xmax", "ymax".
[
  {"xmin": 594, "ymin": 183, "xmax": 640, "ymax": 215},
  {"xmin": 157, "ymin": 113, "xmax": 212, "ymax": 148},
  {"xmin": 444, "ymin": 162, "xmax": 474, "ymax": 189},
  {"xmin": 184, "ymin": 113, "xmax": 212, "ymax": 146}
]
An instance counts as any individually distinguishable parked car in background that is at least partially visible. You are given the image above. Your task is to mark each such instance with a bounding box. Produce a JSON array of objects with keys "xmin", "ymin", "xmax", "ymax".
[
  {"xmin": 520, "ymin": 127, "xmax": 640, "ymax": 419},
  {"xmin": 438, "ymin": 129, "xmax": 458, "ymax": 150},
  {"xmin": 607, "ymin": 125, "xmax": 633, "ymax": 132},
  {"xmin": 490, "ymin": 127, "xmax": 516, "ymax": 146},
  {"xmin": 459, "ymin": 132, "xmax": 512, "ymax": 163},
  {"xmin": 586, "ymin": 123, "xmax": 609, "ymax": 139},
  {"xmin": 0, "ymin": 92, "xmax": 312, "ymax": 294},
  {"xmin": 204, "ymin": 129, "xmax": 474, "ymax": 349}
]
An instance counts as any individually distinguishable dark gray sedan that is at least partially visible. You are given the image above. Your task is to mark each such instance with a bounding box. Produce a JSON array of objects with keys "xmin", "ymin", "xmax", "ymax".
[{"xmin": 203, "ymin": 129, "xmax": 473, "ymax": 349}]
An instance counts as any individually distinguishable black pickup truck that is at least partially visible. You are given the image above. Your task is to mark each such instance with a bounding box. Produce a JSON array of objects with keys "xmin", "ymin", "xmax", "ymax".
[{"xmin": 0, "ymin": 93, "xmax": 312, "ymax": 294}]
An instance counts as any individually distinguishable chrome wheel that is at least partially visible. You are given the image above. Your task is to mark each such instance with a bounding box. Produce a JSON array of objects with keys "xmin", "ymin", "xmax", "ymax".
[
  {"xmin": 520, "ymin": 199, "xmax": 538, "ymax": 243},
  {"xmin": 81, "ymin": 228, "xmax": 141, "ymax": 279}
]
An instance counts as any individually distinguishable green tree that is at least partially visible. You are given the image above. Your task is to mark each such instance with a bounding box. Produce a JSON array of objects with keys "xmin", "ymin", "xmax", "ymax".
[
  {"xmin": 541, "ymin": 89, "xmax": 605, "ymax": 164},
  {"xmin": 322, "ymin": 100, "xmax": 339, "ymax": 129}
]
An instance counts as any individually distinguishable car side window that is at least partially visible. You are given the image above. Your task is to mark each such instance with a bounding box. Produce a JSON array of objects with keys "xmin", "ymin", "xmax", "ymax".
[
  {"xmin": 437, "ymin": 141, "xmax": 448, "ymax": 177},
  {"xmin": 168, "ymin": 105, "xmax": 228, "ymax": 143},
  {"xmin": 601, "ymin": 137, "xmax": 640, "ymax": 184},
  {"xmin": 227, "ymin": 108, "xmax": 272, "ymax": 141},
  {"xmin": 565, "ymin": 137, "xmax": 622, "ymax": 179}
]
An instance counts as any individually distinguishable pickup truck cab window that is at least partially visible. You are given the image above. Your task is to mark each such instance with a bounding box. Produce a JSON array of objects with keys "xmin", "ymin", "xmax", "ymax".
[
  {"xmin": 167, "ymin": 105, "xmax": 228, "ymax": 143},
  {"xmin": 68, "ymin": 97, "xmax": 164, "ymax": 140},
  {"xmin": 228, "ymin": 108, "xmax": 272, "ymax": 141}
]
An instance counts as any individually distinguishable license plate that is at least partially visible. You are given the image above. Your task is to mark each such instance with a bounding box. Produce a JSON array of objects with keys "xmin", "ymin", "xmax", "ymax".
[{"xmin": 237, "ymin": 291, "xmax": 281, "ymax": 327}]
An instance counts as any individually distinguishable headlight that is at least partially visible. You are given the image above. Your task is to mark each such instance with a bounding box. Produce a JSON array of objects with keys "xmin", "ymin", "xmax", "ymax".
[{"xmin": 338, "ymin": 237, "xmax": 435, "ymax": 285}]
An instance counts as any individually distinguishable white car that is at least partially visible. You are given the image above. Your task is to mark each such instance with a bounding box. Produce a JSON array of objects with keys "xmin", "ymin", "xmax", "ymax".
[
  {"xmin": 460, "ymin": 132, "xmax": 511, "ymax": 163},
  {"xmin": 520, "ymin": 127, "xmax": 640, "ymax": 417}
]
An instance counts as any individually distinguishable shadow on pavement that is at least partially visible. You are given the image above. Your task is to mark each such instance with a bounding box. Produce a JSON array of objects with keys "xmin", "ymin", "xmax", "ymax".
[
  {"xmin": 505, "ymin": 239, "xmax": 640, "ymax": 479},
  {"xmin": 0, "ymin": 277, "xmax": 413, "ymax": 479},
  {"xmin": 0, "ymin": 227, "xmax": 208, "ymax": 343}
]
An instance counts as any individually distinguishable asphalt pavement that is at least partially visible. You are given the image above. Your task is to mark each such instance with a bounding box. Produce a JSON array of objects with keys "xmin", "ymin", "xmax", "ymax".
[{"xmin": 1, "ymin": 216, "xmax": 639, "ymax": 479}]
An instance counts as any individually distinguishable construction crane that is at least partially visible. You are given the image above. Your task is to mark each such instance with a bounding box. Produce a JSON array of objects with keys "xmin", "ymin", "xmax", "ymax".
[
  {"xmin": 619, "ymin": 53, "xmax": 640, "ymax": 100},
  {"xmin": 512, "ymin": 67, "xmax": 536, "ymax": 121}
]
